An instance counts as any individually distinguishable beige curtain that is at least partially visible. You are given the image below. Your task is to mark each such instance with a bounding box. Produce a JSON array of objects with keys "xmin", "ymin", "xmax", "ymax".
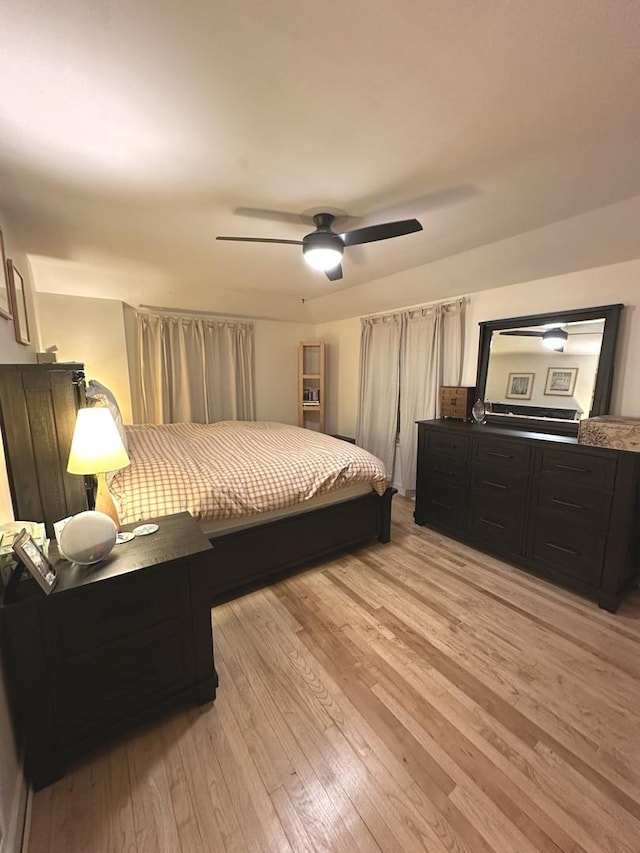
[
  {"xmin": 133, "ymin": 312, "xmax": 255, "ymax": 424},
  {"xmin": 398, "ymin": 299, "xmax": 465, "ymax": 495},
  {"xmin": 356, "ymin": 314, "xmax": 403, "ymax": 476},
  {"xmin": 356, "ymin": 298, "xmax": 466, "ymax": 491}
]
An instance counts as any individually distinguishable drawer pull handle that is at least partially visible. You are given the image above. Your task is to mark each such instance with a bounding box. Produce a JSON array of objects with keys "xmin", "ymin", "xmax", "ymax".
[
  {"xmin": 553, "ymin": 463, "xmax": 590, "ymax": 474},
  {"xmin": 551, "ymin": 497, "xmax": 585, "ymax": 510},
  {"xmin": 483, "ymin": 480, "xmax": 508, "ymax": 491},
  {"xmin": 545, "ymin": 541, "xmax": 579, "ymax": 557},
  {"xmin": 487, "ymin": 451, "xmax": 513, "ymax": 460},
  {"xmin": 481, "ymin": 517, "xmax": 505, "ymax": 530},
  {"xmin": 432, "ymin": 499, "xmax": 453, "ymax": 510}
]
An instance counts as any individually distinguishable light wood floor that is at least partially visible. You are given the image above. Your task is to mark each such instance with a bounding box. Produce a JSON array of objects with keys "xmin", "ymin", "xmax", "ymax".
[{"xmin": 29, "ymin": 497, "xmax": 640, "ymax": 853}]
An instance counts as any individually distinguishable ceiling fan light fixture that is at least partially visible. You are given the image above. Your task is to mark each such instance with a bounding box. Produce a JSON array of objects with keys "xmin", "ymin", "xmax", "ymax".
[
  {"xmin": 302, "ymin": 231, "xmax": 344, "ymax": 271},
  {"xmin": 542, "ymin": 328, "xmax": 568, "ymax": 351},
  {"xmin": 303, "ymin": 247, "xmax": 343, "ymax": 271}
]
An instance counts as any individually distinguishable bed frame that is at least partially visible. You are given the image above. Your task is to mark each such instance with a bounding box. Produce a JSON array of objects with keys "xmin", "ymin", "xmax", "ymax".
[
  {"xmin": 207, "ymin": 486, "xmax": 394, "ymax": 600},
  {"xmin": 0, "ymin": 363, "xmax": 395, "ymax": 601}
]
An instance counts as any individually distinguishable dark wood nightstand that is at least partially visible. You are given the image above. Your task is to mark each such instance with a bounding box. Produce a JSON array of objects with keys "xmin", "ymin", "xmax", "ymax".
[
  {"xmin": 0, "ymin": 512, "xmax": 217, "ymax": 789},
  {"xmin": 330, "ymin": 434, "xmax": 356, "ymax": 444}
]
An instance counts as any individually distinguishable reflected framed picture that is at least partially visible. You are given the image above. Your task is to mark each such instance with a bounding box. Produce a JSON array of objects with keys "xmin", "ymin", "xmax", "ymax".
[
  {"xmin": 506, "ymin": 372, "xmax": 534, "ymax": 400},
  {"xmin": 545, "ymin": 367, "xmax": 578, "ymax": 396},
  {"xmin": 0, "ymin": 229, "xmax": 11, "ymax": 320},
  {"xmin": 7, "ymin": 260, "xmax": 30, "ymax": 345},
  {"xmin": 12, "ymin": 529, "xmax": 57, "ymax": 595}
]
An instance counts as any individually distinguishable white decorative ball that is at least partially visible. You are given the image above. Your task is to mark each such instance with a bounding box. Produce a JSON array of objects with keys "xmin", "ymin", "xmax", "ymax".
[{"xmin": 59, "ymin": 511, "xmax": 117, "ymax": 565}]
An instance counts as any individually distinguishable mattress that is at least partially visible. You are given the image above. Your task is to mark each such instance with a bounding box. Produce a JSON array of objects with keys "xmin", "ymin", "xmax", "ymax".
[{"xmin": 110, "ymin": 421, "xmax": 387, "ymax": 525}]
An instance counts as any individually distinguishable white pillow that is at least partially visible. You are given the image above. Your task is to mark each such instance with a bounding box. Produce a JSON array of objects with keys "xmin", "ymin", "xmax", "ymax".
[{"xmin": 85, "ymin": 379, "xmax": 128, "ymax": 454}]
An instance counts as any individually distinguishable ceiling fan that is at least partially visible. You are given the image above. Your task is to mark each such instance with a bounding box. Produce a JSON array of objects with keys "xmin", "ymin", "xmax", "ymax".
[
  {"xmin": 216, "ymin": 212, "xmax": 423, "ymax": 281},
  {"xmin": 499, "ymin": 326, "xmax": 594, "ymax": 352}
]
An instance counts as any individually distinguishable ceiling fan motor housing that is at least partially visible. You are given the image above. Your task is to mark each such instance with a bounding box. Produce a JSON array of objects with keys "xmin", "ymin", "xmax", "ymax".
[
  {"xmin": 302, "ymin": 213, "xmax": 344, "ymax": 269},
  {"xmin": 302, "ymin": 230, "xmax": 344, "ymax": 255}
]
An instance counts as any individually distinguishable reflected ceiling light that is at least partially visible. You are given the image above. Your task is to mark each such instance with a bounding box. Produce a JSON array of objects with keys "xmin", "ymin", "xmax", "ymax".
[{"xmin": 542, "ymin": 328, "xmax": 568, "ymax": 351}]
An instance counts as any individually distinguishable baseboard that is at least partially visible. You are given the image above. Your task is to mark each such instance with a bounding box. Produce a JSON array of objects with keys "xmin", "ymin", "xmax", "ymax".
[
  {"xmin": 392, "ymin": 482, "xmax": 413, "ymax": 498},
  {"xmin": 20, "ymin": 788, "xmax": 32, "ymax": 853},
  {"xmin": 0, "ymin": 763, "xmax": 28, "ymax": 853}
]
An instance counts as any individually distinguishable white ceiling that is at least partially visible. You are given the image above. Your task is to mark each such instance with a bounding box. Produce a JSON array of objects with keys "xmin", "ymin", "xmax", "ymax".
[{"xmin": 1, "ymin": 0, "xmax": 640, "ymax": 320}]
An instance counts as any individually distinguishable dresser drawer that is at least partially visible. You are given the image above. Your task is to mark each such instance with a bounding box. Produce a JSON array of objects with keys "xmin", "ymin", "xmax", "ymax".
[
  {"xmin": 415, "ymin": 479, "xmax": 467, "ymax": 531},
  {"xmin": 427, "ymin": 430, "xmax": 470, "ymax": 458},
  {"xmin": 57, "ymin": 629, "xmax": 195, "ymax": 737},
  {"xmin": 469, "ymin": 493, "xmax": 524, "ymax": 554},
  {"xmin": 471, "ymin": 464, "xmax": 528, "ymax": 501},
  {"xmin": 532, "ymin": 478, "xmax": 613, "ymax": 534},
  {"xmin": 529, "ymin": 515, "xmax": 605, "ymax": 586},
  {"xmin": 536, "ymin": 447, "xmax": 616, "ymax": 490},
  {"xmin": 473, "ymin": 437, "xmax": 531, "ymax": 472},
  {"xmin": 424, "ymin": 453, "xmax": 468, "ymax": 486},
  {"xmin": 48, "ymin": 565, "xmax": 191, "ymax": 657}
]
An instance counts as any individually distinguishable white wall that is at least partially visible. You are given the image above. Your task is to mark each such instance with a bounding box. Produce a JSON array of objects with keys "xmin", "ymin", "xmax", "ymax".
[
  {"xmin": 27, "ymin": 256, "xmax": 640, "ymax": 443},
  {"xmin": 0, "ymin": 213, "xmax": 35, "ymax": 853},
  {"xmin": 253, "ymin": 320, "xmax": 316, "ymax": 423},
  {"xmin": 37, "ymin": 293, "xmax": 133, "ymax": 423},
  {"xmin": 42, "ymin": 299, "xmax": 315, "ymax": 426},
  {"xmin": 486, "ymin": 353, "xmax": 599, "ymax": 417},
  {"xmin": 461, "ymin": 258, "xmax": 640, "ymax": 417},
  {"xmin": 314, "ymin": 317, "xmax": 361, "ymax": 437},
  {"xmin": 317, "ymin": 257, "xmax": 640, "ymax": 436}
]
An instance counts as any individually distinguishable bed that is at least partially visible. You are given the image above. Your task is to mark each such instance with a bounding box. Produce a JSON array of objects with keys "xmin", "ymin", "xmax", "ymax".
[
  {"xmin": 110, "ymin": 418, "xmax": 393, "ymax": 598},
  {"xmin": 0, "ymin": 363, "xmax": 395, "ymax": 601}
]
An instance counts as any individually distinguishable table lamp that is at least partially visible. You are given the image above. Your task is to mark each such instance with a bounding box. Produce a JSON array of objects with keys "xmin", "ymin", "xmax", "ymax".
[{"xmin": 67, "ymin": 407, "xmax": 130, "ymax": 528}]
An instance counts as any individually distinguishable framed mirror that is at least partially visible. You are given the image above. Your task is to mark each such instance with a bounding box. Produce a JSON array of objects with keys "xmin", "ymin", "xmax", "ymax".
[{"xmin": 475, "ymin": 303, "xmax": 623, "ymax": 436}]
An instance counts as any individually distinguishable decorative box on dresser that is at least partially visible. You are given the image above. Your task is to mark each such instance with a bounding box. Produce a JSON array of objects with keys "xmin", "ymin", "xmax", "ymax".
[
  {"xmin": 0, "ymin": 512, "xmax": 218, "ymax": 789},
  {"xmin": 415, "ymin": 419, "xmax": 640, "ymax": 611}
]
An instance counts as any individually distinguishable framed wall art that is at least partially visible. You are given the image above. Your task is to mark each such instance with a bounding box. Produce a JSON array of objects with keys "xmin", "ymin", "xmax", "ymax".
[
  {"xmin": 505, "ymin": 372, "xmax": 534, "ymax": 400},
  {"xmin": 12, "ymin": 529, "xmax": 57, "ymax": 595},
  {"xmin": 545, "ymin": 367, "xmax": 578, "ymax": 396},
  {"xmin": 0, "ymin": 229, "xmax": 12, "ymax": 320},
  {"xmin": 7, "ymin": 260, "xmax": 30, "ymax": 345}
]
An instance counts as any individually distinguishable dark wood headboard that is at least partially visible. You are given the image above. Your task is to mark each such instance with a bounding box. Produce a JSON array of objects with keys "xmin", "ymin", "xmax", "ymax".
[{"xmin": 0, "ymin": 363, "xmax": 89, "ymax": 535}]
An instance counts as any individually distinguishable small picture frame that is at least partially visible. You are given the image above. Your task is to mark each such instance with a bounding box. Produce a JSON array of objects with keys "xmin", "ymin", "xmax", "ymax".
[
  {"xmin": 0, "ymin": 229, "xmax": 11, "ymax": 320},
  {"xmin": 506, "ymin": 372, "xmax": 534, "ymax": 400},
  {"xmin": 545, "ymin": 367, "xmax": 578, "ymax": 396},
  {"xmin": 7, "ymin": 260, "xmax": 30, "ymax": 345},
  {"xmin": 12, "ymin": 529, "xmax": 57, "ymax": 594}
]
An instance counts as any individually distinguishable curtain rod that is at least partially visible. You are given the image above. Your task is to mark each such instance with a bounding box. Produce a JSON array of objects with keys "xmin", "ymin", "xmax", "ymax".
[
  {"xmin": 360, "ymin": 294, "xmax": 469, "ymax": 321},
  {"xmin": 138, "ymin": 304, "xmax": 276, "ymax": 322}
]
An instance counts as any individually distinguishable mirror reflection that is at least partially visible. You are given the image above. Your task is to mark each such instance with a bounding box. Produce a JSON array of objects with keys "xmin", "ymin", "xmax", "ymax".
[{"xmin": 485, "ymin": 318, "xmax": 604, "ymax": 423}]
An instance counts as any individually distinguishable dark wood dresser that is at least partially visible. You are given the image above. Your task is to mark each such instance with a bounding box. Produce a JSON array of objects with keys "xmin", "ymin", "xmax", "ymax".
[
  {"xmin": 0, "ymin": 512, "xmax": 218, "ymax": 789},
  {"xmin": 415, "ymin": 419, "xmax": 640, "ymax": 611}
]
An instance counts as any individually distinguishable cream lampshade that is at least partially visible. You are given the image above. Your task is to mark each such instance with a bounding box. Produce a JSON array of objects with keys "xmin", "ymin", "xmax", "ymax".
[{"xmin": 67, "ymin": 407, "xmax": 130, "ymax": 528}]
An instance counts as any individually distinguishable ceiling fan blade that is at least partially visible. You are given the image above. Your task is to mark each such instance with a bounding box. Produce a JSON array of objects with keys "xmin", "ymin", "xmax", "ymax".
[
  {"xmin": 234, "ymin": 207, "xmax": 305, "ymax": 225},
  {"xmin": 216, "ymin": 236, "xmax": 303, "ymax": 245},
  {"xmin": 499, "ymin": 330, "xmax": 545, "ymax": 337},
  {"xmin": 325, "ymin": 264, "xmax": 343, "ymax": 282},
  {"xmin": 341, "ymin": 218, "xmax": 422, "ymax": 247}
]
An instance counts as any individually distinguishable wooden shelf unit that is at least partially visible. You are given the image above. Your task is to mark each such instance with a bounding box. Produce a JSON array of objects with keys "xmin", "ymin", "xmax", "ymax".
[{"xmin": 298, "ymin": 341, "xmax": 326, "ymax": 432}]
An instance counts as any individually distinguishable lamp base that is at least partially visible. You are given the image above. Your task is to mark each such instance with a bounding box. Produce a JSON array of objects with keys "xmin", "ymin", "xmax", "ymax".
[{"xmin": 95, "ymin": 471, "xmax": 121, "ymax": 531}]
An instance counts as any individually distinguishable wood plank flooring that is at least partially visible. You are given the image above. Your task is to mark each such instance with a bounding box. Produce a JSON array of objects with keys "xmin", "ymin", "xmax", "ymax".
[{"xmin": 29, "ymin": 497, "xmax": 640, "ymax": 852}]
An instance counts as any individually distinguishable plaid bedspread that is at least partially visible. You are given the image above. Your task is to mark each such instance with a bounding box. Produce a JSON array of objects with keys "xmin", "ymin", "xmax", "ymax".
[{"xmin": 110, "ymin": 421, "xmax": 387, "ymax": 524}]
